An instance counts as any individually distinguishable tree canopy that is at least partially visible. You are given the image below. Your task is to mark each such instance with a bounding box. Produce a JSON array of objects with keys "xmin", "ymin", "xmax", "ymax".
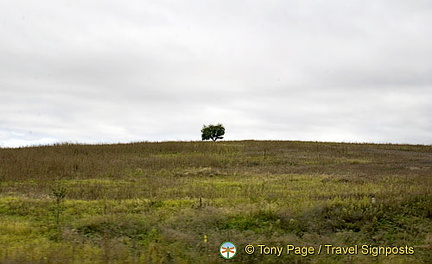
[{"xmin": 201, "ymin": 124, "xmax": 225, "ymax": 142}]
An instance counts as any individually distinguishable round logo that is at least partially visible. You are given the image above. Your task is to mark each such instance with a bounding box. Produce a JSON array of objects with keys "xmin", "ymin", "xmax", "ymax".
[{"xmin": 219, "ymin": 242, "xmax": 237, "ymax": 260}]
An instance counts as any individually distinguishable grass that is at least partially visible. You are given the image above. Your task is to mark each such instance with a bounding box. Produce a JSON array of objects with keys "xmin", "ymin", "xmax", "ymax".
[{"xmin": 0, "ymin": 140, "xmax": 431, "ymax": 263}]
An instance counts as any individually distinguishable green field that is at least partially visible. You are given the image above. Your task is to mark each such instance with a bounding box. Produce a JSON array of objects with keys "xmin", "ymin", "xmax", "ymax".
[{"xmin": 0, "ymin": 140, "xmax": 431, "ymax": 263}]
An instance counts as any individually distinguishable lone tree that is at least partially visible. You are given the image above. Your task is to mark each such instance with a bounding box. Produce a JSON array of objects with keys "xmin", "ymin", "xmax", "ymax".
[{"xmin": 201, "ymin": 124, "xmax": 225, "ymax": 142}]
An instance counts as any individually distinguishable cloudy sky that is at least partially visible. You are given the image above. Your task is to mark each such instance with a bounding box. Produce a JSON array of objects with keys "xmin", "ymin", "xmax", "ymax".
[{"xmin": 1, "ymin": 0, "xmax": 431, "ymax": 147}]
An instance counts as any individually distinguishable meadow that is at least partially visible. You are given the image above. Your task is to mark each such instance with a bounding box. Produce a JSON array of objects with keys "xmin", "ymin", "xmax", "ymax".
[{"xmin": 0, "ymin": 140, "xmax": 431, "ymax": 263}]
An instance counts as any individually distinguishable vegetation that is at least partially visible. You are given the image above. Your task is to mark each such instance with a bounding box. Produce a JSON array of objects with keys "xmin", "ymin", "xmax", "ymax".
[
  {"xmin": 201, "ymin": 124, "xmax": 225, "ymax": 142},
  {"xmin": 0, "ymin": 140, "xmax": 431, "ymax": 263}
]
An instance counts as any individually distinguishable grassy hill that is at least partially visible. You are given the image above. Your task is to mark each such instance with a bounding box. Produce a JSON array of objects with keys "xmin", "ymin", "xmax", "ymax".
[{"xmin": 0, "ymin": 140, "xmax": 431, "ymax": 263}]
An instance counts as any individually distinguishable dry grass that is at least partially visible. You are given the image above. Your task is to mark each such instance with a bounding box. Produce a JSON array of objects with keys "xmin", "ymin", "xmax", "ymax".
[{"xmin": 0, "ymin": 140, "xmax": 431, "ymax": 263}]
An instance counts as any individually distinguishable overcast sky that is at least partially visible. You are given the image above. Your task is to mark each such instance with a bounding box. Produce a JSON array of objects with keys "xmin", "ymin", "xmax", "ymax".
[{"xmin": 1, "ymin": 0, "xmax": 431, "ymax": 147}]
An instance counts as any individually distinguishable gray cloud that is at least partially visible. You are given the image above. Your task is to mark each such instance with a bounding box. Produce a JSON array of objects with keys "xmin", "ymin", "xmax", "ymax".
[{"xmin": 1, "ymin": 0, "xmax": 431, "ymax": 147}]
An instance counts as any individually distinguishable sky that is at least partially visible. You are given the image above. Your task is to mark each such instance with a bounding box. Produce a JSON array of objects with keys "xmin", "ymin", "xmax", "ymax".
[{"xmin": 1, "ymin": 0, "xmax": 431, "ymax": 147}]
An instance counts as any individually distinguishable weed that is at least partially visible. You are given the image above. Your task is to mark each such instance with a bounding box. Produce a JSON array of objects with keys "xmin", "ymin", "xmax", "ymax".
[{"xmin": 0, "ymin": 141, "xmax": 430, "ymax": 263}]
